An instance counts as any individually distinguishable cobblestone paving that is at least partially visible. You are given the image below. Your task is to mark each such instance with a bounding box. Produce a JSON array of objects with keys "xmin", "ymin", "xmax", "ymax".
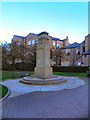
[{"xmin": 2, "ymin": 77, "xmax": 88, "ymax": 118}]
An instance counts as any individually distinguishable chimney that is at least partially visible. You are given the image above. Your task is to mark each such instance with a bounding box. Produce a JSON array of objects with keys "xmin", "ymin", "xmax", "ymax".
[{"xmin": 66, "ymin": 36, "xmax": 68, "ymax": 39}]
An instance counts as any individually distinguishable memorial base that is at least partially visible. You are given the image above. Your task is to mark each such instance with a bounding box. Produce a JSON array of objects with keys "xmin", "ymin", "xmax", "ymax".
[
  {"xmin": 20, "ymin": 75, "xmax": 67, "ymax": 85},
  {"xmin": 34, "ymin": 66, "xmax": 53, "ymax": 77}
]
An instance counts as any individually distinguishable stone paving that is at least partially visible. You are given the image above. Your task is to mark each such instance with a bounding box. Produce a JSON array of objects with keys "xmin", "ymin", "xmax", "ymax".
[
  {"xmin": 2, "ymin": 76, "xmax": 85, "ymax": 98},
  {"xmin": 2, "ymin": 77, "xmax": 88, "ymax": 118}
]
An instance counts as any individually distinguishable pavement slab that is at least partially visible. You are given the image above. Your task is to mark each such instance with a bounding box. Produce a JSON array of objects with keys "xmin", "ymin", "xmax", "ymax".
[
  {"xmin": 2, "ymin": 77, "xmax": 88, "ymax": 118},
  {"xmin": 2, "ymin": 76, "xmax": 85, "ymax": 98}
]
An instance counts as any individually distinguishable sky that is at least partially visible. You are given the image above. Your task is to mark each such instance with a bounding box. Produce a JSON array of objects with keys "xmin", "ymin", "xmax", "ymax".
[{"xmin": 1, "ymin": 2, "xmax": 88, "ymax": 44}]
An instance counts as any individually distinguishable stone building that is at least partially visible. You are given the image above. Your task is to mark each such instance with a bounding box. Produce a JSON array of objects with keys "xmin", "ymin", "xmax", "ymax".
[
  {"xmin": 11, "ymin": 32, "xmax": 90, "ymax": 66},
  {"xmin": 75, "ymin": 40, "xmax": 85, "ymax": 66},
  {"xmin": 12, "ymin": 32, "xmax": 69, "ymax": 48},
  {"xmin": 12, "ymin": 35, "xmax": 25, "ymax": 46},
  {"xmin": 83, "ymin": 34, "xmax": 90, "ymax": 66},
  {"xmin": 60, "ymin": 33, "xmax": 90, "ymax": 66},
  {"xmin": 61, "ymin": 42, "xmax": 81, "ymax": 66},
  {"xmin": 11, "ymin": 32, "xmax": 69, "ymax": 65}
]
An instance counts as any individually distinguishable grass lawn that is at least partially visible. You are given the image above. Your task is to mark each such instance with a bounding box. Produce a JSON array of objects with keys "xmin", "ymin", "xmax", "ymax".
[
  {"xmin": 0, "ymin": 71, "xmax": 87, "ymax": 81},
  {"xmin": 0, "ymin": 84, "xmax": 8, "ymax": 99},
  {"xmin": 0, "ymin": 71, "xmax": 32, "ymax": 81},
  {"xmin": 53, "ymin": 72, "xmax": 87, "ymax": 77}
]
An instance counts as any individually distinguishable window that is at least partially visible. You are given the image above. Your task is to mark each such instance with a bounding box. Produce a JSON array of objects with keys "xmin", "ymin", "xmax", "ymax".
[
  {"xmin": 66, "ymin": 61, "xmax": 69, "ymax": 63},
  {"xmin": 83, "ymin": 46, "xmax": 85, "ymax": 52},
  {"xmin": 66, "ymin": 49, "xmax": 70, "ymax": 55},
  {"xmin": 36, "ymin": 39, "xmax": 38, "ymax": 43},
  {"xmin": 78, "ymin": 61, "xmax": 81, "ymax": 66},
  {"xmin": 29, "ymin": 40, "xmax": 31, "ymax": 45},
  {"xmin": 76, "ymin": 49, "xmax": 80, "ymax": 54},
  {"xmin": 6, "ymin": 48, "xmax": 10, "ymax": 54},
  {"xmin": 57, "ymin": 43, "xmax": 59, "ymax": 48},
  {"xmin": 32, "ymin": 40, "xmax": 35, "ymax": 44},
  {"xmin": 53, "ymin": 42, "xmax": 55, "ymax": 46},
  {"xmin": 17, "ymin": 41, "xmax": 20, "ymax": 46}
]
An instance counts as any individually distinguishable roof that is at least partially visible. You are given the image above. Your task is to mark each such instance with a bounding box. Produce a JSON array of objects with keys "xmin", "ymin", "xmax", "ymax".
[
  {"xmin": 62, "ymin": 39, "xmax": 67, "ymax": 41},
  {"xmin": 83, "ymin": 49, "xmax": 90, "ymax": 55},
  {"xmin": 86, "ymin": 33, "xmax": 90, "ymax": 37},
  {"xmin": 14, "ymin": 35, "xmax": 25, "ymax": 40},
  {"xmin": 13, "ymin": 32, "xmax": 67, "ymax": 42},
  {"xmin": 38, "ymin": 31, "xmax": 49, "ymax": 36},
  {"xmin": 26, "ymin": 33, "xmax": 38, "ymax": 38},
  {"xmin": 62, "ymin": 42, "xmax": 80, "ymax": 49},
  {"xmin": 30, "ymin": 33, "xmax": 37, "ymax": 36},
  {"xmin": 80, "ymin": 40, "xmax": 85, "ymax": 44},
  {"xmin": 52, "ymin": 37, "xmax": 65, "ymax": 41}
]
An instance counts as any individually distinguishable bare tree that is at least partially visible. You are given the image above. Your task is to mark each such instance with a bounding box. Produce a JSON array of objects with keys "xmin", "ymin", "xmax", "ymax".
[
  {"xmin": 50, "ymin": 47, "xmax": 65, "ymax": 66},
  {"xmin": 2, "ymin": 42, "xmax": 10, "ymax": 64},
  {"xmin": 25, "ymin": 45, "xmax": 36, "ymax": 65}
]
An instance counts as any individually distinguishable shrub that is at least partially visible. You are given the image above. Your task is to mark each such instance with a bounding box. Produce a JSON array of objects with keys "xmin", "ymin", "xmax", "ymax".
[
  {"xmin": 2, "ymin": 62, "xmax": 89, "ymax": 73},
  {"xmin": 2, "ymin": 63, "xmax": 10, "ymax": 70},
  {"xmin": 2, "ymin": 63, "xmax": 35, "ymax": 71},
  {"xmin": 52, "ymin": 66, "xmax": 89, "ymax": 73}
]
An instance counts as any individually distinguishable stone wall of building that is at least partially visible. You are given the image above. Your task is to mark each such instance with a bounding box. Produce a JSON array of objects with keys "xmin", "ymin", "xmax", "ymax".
[
  {"xmin": 61, "ymin": 47, "xmax": 81, "ymax": 66},
  {"xmin": 83, "ymin": 34, "xmax": 90, "ymax": 66},
  {"xmin": 12, "ymin": 36, "xmax": 25, "ymax": 45},
  {"xmin": 25, "ymin": 33, "xmax": 38, "ymax": 46},
  {"xmin": 63, "ymin": 36, "xmax": 70, "ymax": 47},
  {"xmin": 11, "ymin": 32, "xmax": 90, "ymax": 66}
]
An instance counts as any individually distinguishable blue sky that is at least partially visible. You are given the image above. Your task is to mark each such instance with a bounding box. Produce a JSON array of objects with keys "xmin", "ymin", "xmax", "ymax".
[{"xmin": 1, "ymin": 2, "xmax": 88, "ymax": 44}]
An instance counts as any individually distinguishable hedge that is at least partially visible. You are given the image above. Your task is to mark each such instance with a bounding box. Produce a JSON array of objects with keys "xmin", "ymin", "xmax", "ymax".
[
  {"xmin": 52, "ymin": 66, "xmax": 89, "ymax": 73},
  {"xmin": 2, "ymin": 63, "xmax": 35, "ymax": 71},
  {"xmin": 2, "ymin": 63, "xmax": 89, "ymax": 73}
]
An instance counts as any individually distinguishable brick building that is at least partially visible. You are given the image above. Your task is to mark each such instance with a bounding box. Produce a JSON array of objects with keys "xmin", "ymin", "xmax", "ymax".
[
  {"xmin": 11, "ymin": 32, "xmax": 69, "ymax": 65},
  {"xmin": 12, "ymin": 32, "xmax": 69, "ymax": 48},
  {"xmin": 61, "ymin": 34, "xmax": 90, "ymax": 66},
  {"xmin": 83, "ymin": 34, "xmax": 90, "ymax": 66},
  {"xmin": 61, "ymin": 42, "xmax": 81, "ymax": 66},
  {"xmin": 11, "ymin": 32, "xmax": 90, "ymax": 66}
]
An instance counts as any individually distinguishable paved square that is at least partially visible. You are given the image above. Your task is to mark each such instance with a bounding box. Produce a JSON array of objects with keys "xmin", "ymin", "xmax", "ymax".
[{"xmin": 2, "ymin": 77, "xmax": 88, "ymax": 118}]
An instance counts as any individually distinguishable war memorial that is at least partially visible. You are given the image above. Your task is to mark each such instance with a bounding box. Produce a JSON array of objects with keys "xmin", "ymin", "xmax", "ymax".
[{"xmin": 20, "ymin": 32, "xmax": 67, "ymax": 85}]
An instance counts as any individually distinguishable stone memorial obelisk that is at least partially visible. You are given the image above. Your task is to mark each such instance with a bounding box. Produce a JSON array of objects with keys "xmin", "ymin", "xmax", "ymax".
[
  {"xmin": 20, "ymin": 32, "xmax": 67, "ymax": 85},
  {"xmin": 34, "ymin": 32, "xmax": 53, "ymax": 77}
]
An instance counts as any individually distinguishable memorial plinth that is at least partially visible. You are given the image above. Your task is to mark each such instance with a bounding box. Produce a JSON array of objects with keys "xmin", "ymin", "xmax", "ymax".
[
  {"xmin": 34, "ymin": 33, "xmax": 52, "ymax": 76},
  {"xmin": 20, "ymin": 32, "xmax": 67, "ymax": 85}
]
